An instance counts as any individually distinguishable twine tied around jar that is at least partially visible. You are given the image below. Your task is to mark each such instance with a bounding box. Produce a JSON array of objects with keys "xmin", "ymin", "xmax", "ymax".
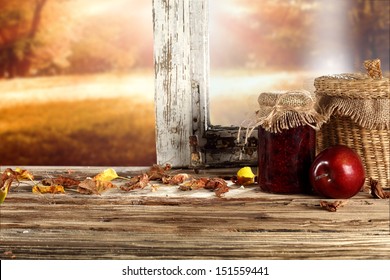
[
  {"xmin": 255, "ymin": 90, "xmax": 325, "ymax": 133},
  {"xmin": 364, "ymin": 59, "xmax": 383, "ymax": 79},
  {"xmin": 237, "ymin": 90, "xmax": 325, "ymax": 150}
]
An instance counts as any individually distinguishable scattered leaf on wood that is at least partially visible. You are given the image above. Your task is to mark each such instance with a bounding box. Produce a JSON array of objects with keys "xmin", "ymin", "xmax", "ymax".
[
  {"xmin": 0, "ymin": 180, "xmax": 12, "ymax": 204},
  {"xmin": 120, "ymin": 174, "xmax": 150, "ymax": 191},
  {"xmin": 205, "ymin": 178, "xmax": 230, "ymax": 197},
  {"xmin": 179, "ymin": 178, "xmax": 208, "ymax": 191},
  {"xmin": 179, "ymin": 177, "xmax": 229, "ymax": 197},
  {"xmin": 14, "ymin": 167, "xmax": 34, "ymax": 181},
  {"xmin": 147, "ymin": 164, "xmax": 171, "ymax": 181},
  {"xmin": 78, "ymin": 179, "xmax": 117, "ymax": 195},
  {"xmin": 93, "ymin": 168, "xmax": 118, "ymax": 182},
  {"xmin": 42, "ymin": 176, "xmax": 81, "ymax": 188},
  {"xmin": 32, "ymin": 185, "xmax": 65, "ymax": 194},
  {"xmin": 233, "ymin": 166, "xmax": 255, "ymax": 186},
  {"xmin": 369, "ymin": 178, "xmax": 390, "ymax": 199},
  {"xmin": 1, "ymin": 168, "xmax": 16, "ymax": 180},
  {"xmin": 2, "ymin": 250, "xmax": 16, "ymax": 259},
  {"xmin": 162, "ymin": 173, "xmax": 190, "ymax": 185},
  {"xmin": 320, "ymin": 200, "xmax": 348, "ymax": 212},
  {"xmin": 0, "ymin": 168, "xmax": 17, "ymax": 204}
]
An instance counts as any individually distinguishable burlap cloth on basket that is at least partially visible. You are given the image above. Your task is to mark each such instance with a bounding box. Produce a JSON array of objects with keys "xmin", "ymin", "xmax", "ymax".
[{"xmin": 314, "ymin": 72, "xmax": 390, "ymax": 130}]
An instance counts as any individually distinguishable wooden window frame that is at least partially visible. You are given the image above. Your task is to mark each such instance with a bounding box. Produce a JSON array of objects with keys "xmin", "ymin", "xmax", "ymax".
[{"xmin": 153, "ymin": 0, "xmax": 257, "ymax": 168}]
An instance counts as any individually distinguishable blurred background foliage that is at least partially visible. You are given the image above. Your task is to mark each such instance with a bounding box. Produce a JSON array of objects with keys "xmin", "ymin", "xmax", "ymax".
[
  {"xmin": 0, "ymin": 0, "xmax": 153, "ymax": 78},
  {"xmin": 0, "ymin": 0, "xmax": 388, "ymax": 165}
]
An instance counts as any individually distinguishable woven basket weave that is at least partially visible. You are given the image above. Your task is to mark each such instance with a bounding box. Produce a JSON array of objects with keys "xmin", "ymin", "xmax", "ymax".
[
  {"xmin": 314, "ymin": 73, "xmax": 389, "ymax": 99},
  {"xmin": 315, "ymin": 70, "xmax": 389, "ymax": 189},
  {"xmin": 317, "ymin": 116, "xmax": 389, "ymax": 188}
]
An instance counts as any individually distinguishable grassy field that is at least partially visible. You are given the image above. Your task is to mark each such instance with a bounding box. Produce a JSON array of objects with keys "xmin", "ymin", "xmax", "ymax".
[
  {"xmin": 0, "ymin": 75, "xmax": 156, "ymax": 166},
  {"xmin": 1, "ymin": 70, "xmax": 352, "ymax": 165}
]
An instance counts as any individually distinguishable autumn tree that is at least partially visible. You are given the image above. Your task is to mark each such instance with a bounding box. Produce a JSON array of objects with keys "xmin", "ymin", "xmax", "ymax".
[
  {"xmin": 0, "ymin": 0, "xmax": 49, "ymax": 78},
  {"xmin": 1, "ymin": 0, "xmax": 153, "ymax": 78},
  {"xmin": 0, "ymin": 0, "xmax": 76, "ymax": 78}
]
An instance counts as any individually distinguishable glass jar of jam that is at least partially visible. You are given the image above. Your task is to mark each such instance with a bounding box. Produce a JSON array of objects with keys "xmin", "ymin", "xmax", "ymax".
[
  {"xmin": 258, "ymin": 125, "xmax": 315, "ymax": 193},
  {"xmin": 256, "ymin": 90, "xmax": 323, "ymax": 194}
]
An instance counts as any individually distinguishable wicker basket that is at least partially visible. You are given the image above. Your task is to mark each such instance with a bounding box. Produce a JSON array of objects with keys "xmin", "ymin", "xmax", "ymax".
[
  {"xmin": 317, "ymin": 116, "xmax": 389, "ymax": 188},
  {"xmin": 315, "ymin": 67, "xmax": 389, "ymax": 189}
]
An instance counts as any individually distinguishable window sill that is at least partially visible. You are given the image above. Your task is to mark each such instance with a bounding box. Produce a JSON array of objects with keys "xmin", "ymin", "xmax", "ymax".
[{"xmin": 1, "ymin": 166, "xmax": 389, "ymax": 259}]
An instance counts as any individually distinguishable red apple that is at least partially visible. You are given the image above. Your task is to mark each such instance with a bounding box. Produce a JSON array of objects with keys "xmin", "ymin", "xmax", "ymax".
[{"xmin": 309, "ymin": 145, "xmax": 365, "ymax": 199}]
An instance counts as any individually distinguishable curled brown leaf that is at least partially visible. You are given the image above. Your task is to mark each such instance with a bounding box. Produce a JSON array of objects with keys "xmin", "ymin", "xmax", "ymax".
[
  {"xmin": 78, "ymin": 179, "xmax": 117, "ymax": 195},
  {"xmin": 179, "ymin": 178, "xmax": 208, "ymax": 191},
  {"xmin": 42, "ymin": 176, "xmax": 81, "ymax": 188},
  {"xmin": 205, "ymin": 178, "xmax": 229, "ymax": 197},
  {"xmin": 320, "ymin": 200, "xmax": 348, "ymax": 212},
  {"xmin": 162, "ymin": 173, "xmax": 190, "ymax": 185},
  {"xmin": 369, "ymin": 178, "xmax": 390, "ymax": 199},
  {"xmin": 179, "ymin": 177, "xmax": 229, "ymax": 197},
  {"xmin": 120, "ymin": 174, "xmax": 150, "ymax": 191},
  {"xmin": 147, "ymin": 164, "xmax": 171, "ymax": 181}
]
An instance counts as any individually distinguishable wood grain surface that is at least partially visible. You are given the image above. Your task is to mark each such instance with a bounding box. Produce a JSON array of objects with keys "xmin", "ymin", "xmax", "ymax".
[{"xmin": 1, "ymin": 167, "xmax": 389, "ymax": 260}]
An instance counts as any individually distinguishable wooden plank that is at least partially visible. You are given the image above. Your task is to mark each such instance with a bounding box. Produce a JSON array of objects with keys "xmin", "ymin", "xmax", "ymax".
[{"xmin": 1, "ymin": 170, "xmax": 389, "ymax": 259}]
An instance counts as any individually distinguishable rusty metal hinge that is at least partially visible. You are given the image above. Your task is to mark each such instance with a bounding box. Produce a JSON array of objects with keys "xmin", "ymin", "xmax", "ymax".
[{"xmin": 189, "ymin": 135, "xmax": 203, "ymax": 172}]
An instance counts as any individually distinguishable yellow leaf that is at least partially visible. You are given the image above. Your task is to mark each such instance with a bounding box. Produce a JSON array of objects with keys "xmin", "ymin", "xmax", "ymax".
[
  {"xmin": 0, "ymin": 178, "xmax": 14, "ymax": 205},
  {"xmin": 93, "ymin": 168, "xmax": 118, "ymax": 182},
  {"xmin": 236, "ymin": 167, "xmax": 255, "ymax": 185},
  {"xmin": 0, "ymin": 186, "xmax": 10, "ymax": 204},
  {"xmin": 14, "ymin": 167, "xmax": 34, "ymax": 181},
  {"xmin": 32, "ymin": 185, "xmax": 65, "ymax": 194}
]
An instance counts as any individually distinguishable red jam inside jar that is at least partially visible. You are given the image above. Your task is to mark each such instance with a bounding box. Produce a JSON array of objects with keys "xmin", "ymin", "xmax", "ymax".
[{"xmin": 258, "ymin": 125, "xmax": 315, "ymax": 194}]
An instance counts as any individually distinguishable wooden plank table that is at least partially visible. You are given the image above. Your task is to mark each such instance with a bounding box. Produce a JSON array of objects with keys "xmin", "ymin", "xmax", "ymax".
[{"xmin": 1, "ymin": 167, "xmax": 389, "ymax": 260}]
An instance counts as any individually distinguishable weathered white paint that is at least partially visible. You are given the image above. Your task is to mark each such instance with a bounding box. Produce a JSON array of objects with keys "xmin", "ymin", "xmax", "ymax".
[
  {"xmin": 153, "ymin": 0, "xmax": 209, "ymax": 167},
  {"xmin": 153, "ymin": 0, "xmax": 257, "ymax": 168}
]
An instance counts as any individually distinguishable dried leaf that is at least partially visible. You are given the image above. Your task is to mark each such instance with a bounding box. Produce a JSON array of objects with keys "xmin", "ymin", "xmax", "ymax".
[
  {"xmin": 2, "ymin": 250, "xmax": 16, "ymax": 259},
  {"xmin": 320, "ymin": 200, "xmax": 348, "ymax": 212},
  {"xmin": 0, "ymin": 180, "xmax": 12, "ymax": 204},
  {"xmin": 1, "ymin": 168, "xmax": 17, "ymax": 181},
  {"xmin": 32, "ymin": 185, "xmax": 65, "ymax": 194},
  {"xmin": 179, "ymin": 178, "xmax": 208, "ymax": 191},
  {"xmin": 205, "ymin": 178, "xmax": 229, "ymax": 197},
  {"xmin": 93, "ymin": 168, "xmax": 118, "ymax": 182},
  {"xmin": 233, "ymin": 167, "xmax": 255, "ymax": 185},
  {"xmin": 120, "ymin": 174, "xmax": 149, "ymax": 191},
  {"xmin": 369, "ymin": 178, "xmax": 390, "ymax": 199},
  {"xmin": 14, "ymin": 167, "xmax": 34, "ymax": 181},
  {"xmin": 147, "ymin": 164, "xmax": 171, "ymax": 180},
  {"xmin": 0, "ymin": 169, "xmax": 17, "ymax": 204},
  {"xmin": 162, "ymin": 173, "xmax": 190, "ymax": 185},
  {"xmin": 78, "ymin": 179, "xmax": 117, "ymax": 195},
  {"xmin": 179, "ymin": 177, "xmax": 229, "ymax": 197},
  {"xmin": 42, "ymin": 176, "xmax": 81, "ymax": 188}
]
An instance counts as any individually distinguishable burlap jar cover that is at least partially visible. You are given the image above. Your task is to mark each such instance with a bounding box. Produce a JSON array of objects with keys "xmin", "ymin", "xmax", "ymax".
[
  {"xmin": 256, "ymin": 90, "xmax": 325, "ymax": 133},
  {"xmin": 239, "ymin": 90, "xmax": 324, "ymax": 156},
  {"xmin": 314, "ymin": 59, "xmax": 390, "ymax": 188}
]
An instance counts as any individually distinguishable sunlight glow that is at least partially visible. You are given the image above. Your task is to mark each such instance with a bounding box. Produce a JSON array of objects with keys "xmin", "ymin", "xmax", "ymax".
[{"xmin": 308, "ymin": 0, "xmax": 354, "ymax": 74}]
